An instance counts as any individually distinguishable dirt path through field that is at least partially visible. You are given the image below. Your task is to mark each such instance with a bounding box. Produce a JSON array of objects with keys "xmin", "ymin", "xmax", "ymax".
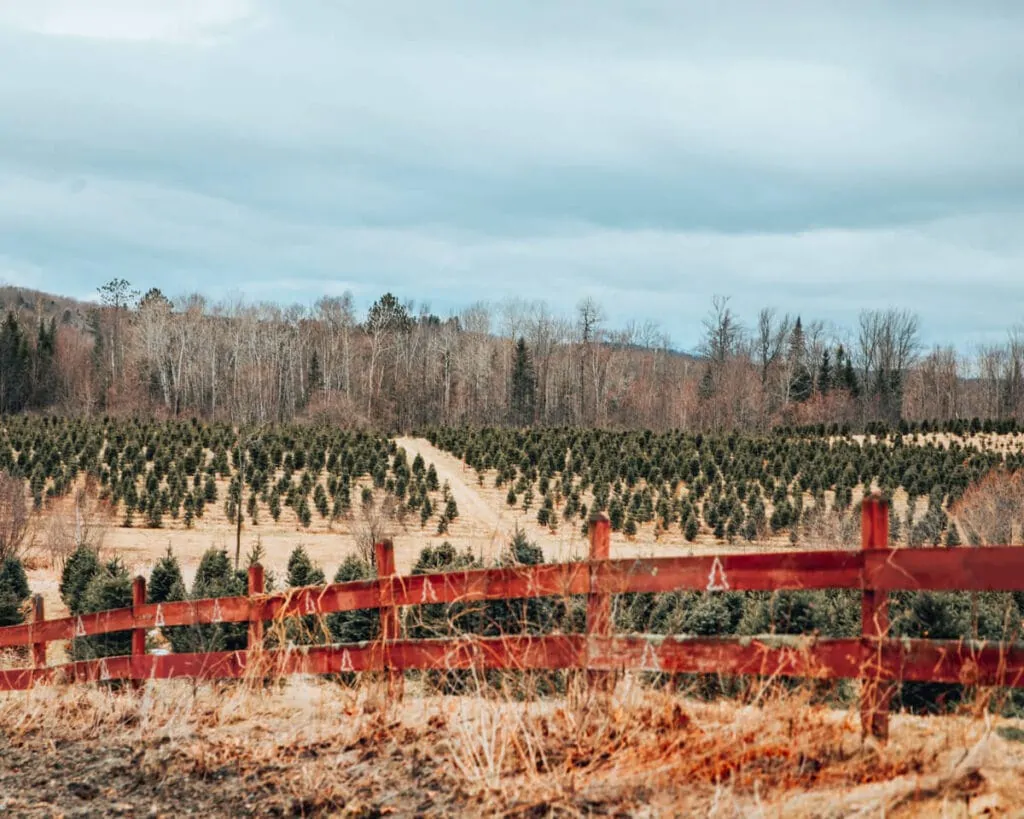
[{"xmin": 394, "ymin": 435, "xmax": 516, "ymax": 552}]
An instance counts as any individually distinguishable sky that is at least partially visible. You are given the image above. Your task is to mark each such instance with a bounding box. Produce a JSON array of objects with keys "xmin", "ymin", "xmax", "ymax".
[{"xmin": 0, "ymin": 1, "xmax": 1022, "ymax": 352}]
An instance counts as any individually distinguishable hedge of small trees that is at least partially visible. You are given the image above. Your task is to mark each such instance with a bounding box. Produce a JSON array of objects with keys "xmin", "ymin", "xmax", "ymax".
[
  {"xmin": 0, "ymin": 417, "xmax": 451, "ymax": 534},
  {"xmin": 422, "ymin": 426, "xmax": 1024, "ymax": 546}
]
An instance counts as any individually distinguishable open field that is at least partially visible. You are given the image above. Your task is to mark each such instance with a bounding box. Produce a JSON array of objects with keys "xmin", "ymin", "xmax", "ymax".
[
  {"xmin": 7, "ymin": 423, "xmax": 1024, "ymax": 632},
  {"xmin": 5, "ymin": 421, "xmax": 1024, "ymax": 815}
]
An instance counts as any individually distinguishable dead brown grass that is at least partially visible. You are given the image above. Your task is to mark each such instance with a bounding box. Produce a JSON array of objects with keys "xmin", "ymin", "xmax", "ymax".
[{"xmin": 1, "ymin": 673, "xmax": 1021, "ymax": 817}]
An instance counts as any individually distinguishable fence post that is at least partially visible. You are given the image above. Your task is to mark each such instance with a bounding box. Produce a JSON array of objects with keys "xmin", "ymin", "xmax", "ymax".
[
  {"xmin": 247, "ymin": 563, "xmax": 265, "ymax": 650},
  {"xmin": 860, "ymin": 493, "xmax": 891, "ymax": 741},
  {"xmin": 31, "ymin": 594, "xmax": 46, "ymax": 672},
  {"xmin": 587, "ymin": 512, "xmax": 612, "ymax": 694},
  {"xmin": 375, "ymin": 539, "xmax": 403, "ymax": 700},
  {"xmin": 132, "ymin": 576, "xmax": 146, "ymax": 688}
]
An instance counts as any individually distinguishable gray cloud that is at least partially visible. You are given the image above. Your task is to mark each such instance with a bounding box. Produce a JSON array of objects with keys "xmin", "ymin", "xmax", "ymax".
[{"xmin": 0, "ymin": 0, "xmax": 1022, "ymax": 350}]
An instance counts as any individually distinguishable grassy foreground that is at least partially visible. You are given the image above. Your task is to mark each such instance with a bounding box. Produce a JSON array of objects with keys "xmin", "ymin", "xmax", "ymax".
[{"xmin": 0, "ymin": 673, "xmax": 1020, "ymax": 817}]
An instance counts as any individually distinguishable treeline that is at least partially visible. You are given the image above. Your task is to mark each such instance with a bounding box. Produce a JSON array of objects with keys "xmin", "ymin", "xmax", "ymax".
[{"xmin": 1, "ymin": 282, "xmax": 1022, "ymax": 431}]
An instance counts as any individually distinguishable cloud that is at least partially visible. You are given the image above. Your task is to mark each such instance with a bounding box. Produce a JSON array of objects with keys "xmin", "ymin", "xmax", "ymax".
[
  {"xmin": 0, "ymin": 0, "xmax": 257, "ymax": 44},
  {"xmin": 0, "ymin": 2, "xmax": 1020, "ymax": 350}
]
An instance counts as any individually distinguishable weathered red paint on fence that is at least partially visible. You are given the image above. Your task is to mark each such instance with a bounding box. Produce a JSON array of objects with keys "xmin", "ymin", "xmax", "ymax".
[
  {"xmin": 860, "ymin": 493, "xmax": 892, "ymax": 739},
  {"xmin": 2, "ymin": 498, "xmax": 1024, "ymax": 744}
]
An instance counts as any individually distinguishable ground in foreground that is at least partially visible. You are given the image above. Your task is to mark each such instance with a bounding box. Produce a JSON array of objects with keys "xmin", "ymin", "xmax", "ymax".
[{"xmin": 0, "ymin": 677, "xmax": 1020, "ymax": 817}]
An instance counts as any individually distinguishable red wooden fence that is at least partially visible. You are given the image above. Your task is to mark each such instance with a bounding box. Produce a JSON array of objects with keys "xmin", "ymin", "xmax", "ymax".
[{"xmin": 3, "ymin": 495, "xmax": 1024, "ymax": 740}]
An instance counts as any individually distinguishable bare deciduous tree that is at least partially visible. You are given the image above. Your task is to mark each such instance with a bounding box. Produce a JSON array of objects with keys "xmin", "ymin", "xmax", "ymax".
[
  {"xmin": 951, "ymin": 469, "xmax": 1024, "ymax": 546},
  {"xmin": 0, "ymin": 471, "xmax": 28, "ymax": 562}
]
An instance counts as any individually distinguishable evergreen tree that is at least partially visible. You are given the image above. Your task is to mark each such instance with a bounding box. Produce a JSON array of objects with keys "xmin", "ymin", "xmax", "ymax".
[
  {"xmin": 486, "ymin": 530, "xmax": 553, "ymax": 637},
  {"xmin": 307, "ymin": 349, "xmax": 323, "ymax": 404},
  {"xmin": 0, "ymin": 557, "xmax": 30, "ymax": 627},
  {"xmin": 285, "ymin": 545, "xmax": 326, "ymax": 643},
  {"xmin": 72, "ymin": 559, "xmax": 133, "ymax": 660},
  {"xmin": 685, "ymin": 517, "xmax": 699, "ymax": 542},
  {"xmin": 0, "ymin": 312, "xmax": 29, "ymax": 414},
  {"xmin": 326, "ymin": 554, "xmax": 378, "ymax": 645},
  {"xmin": 286, "ymin": 545, "xmax": 326, "ymax": 587},
  {"xmin": 836, "ymin": 345, "xmax": 860, "ymax": 396},
  {"xmin": 147, "ymin": 546, "xmax": 188, "ymax": 652},
  {"xmin": 817, "ymin": 348, "xmax": 832, "ymax": 395},
  {"xmin": 60, "ymin": 545, "xmax": 101, "ymax": 614},
  {"xmin": 148, "ymin": 546, "xmax": 186, "ymax": 603},
  {"xmin": 177, "ymin": 548, "xmax": 247, "ymax": 653},
  {"xmin": 444, "ymin": 496, "xmax": 459, "ymax": 521},
  {"xmin": 945, "ymin": 522, "xmax": 962, "ymax": 547},
  {"xmin": 788, "ymin": 317, "xmax": 812, "ymax": 403},
  {"xmin": 509, "ymin": 337, "xmax": 536, "ymax": 426},
  {"xmin": 31, "ymin": 318, "xmax": 58, "ymax": 407}
]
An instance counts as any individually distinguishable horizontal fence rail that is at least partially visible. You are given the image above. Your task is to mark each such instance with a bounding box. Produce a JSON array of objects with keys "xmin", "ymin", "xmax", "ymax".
[{"xmin": 2, "ymin": 496, "xmax": 1023, "ymax": 740}]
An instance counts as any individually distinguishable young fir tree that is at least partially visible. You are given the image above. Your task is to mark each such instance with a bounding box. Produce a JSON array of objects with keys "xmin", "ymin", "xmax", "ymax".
[
  {"xmin": 409, "ymin": 542, "xmax": 483, "ymax": 693},
  {"xmin": 286, "ymin": 545, "xmax": 326, "ymax": 644},
  {"xmin": 147, "ymin": 546, "xmax": 189, "ymax": 652},
  {"xmin": 177, "ymin": 548, "xmax": 247, "ymax": 653},
  {"xmin": 0, "ymin": 557, "xmax": 30, "ymax": 627},
  {"xmin": 685, "ymin": 516, "xmax": 700, "ymax": 542},
  {"xmin": 327, "ymin": 554, "xmax": 378, "ymax": 645},
  {"xmin": 945, "ymin": 522, "xmax": 962, "ymax": 547},
  {"xmin": 60, "ymin": 545, "xmax": 101, "ymax": 615},
  {"xmin": 286, "ymin": 545, "xmax": 326, "ymax": 587},
  {"xmin": 72, "ymin": 559, "xmax": 133, "ymax": 660},
  {"xmin": 486, "ymin": 530, "xmax": 555, "ymax": 638}
]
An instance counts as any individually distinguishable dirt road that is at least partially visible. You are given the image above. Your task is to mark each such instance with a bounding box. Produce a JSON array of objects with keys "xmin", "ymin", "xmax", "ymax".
[{"xmin": 394, "ymin": 436, "xmax": 523, "ymax": 558}]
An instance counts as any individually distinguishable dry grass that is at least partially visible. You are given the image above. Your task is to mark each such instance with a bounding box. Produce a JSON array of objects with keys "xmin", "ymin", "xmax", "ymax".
[{"xmin": 1, "ymin": 670, "xmax": 1022, "ymax": 817}]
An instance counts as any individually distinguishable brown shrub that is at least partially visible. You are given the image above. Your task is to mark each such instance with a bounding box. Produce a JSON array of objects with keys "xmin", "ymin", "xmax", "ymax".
[{"xmin": 951, "ymin": 469, "xmax": 1024, "ymax": 546}]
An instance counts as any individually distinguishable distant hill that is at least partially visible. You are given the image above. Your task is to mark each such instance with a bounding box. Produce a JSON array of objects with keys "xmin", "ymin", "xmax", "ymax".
[{"xmin": 0, "ymin": 286, "xmax": 95, "ymax": 330}]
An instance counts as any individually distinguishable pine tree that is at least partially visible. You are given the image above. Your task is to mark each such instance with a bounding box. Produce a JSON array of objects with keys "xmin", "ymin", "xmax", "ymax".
[
  {"xmin": 179, "ymin": 548, "xmax": 247, "ymax": 653},
  {"xmin": 836, "ymin": 345, "xmax": 860, "ymax": 396},
  {"xmin": 307, "ymin": 349, "xmax": 323, "ymax": 404},
  {"xmin": 148, "ymin": 546, "xmax": 188, "ymax": 652},
  {"xmin": 72, "ymin": 559, "xmax": 133, "ymax": 660},
  {"xmin": 297, "ymin": 497, "xmax": 312, "ymax": 528},
  {"xmin": 0, "ymin": 557, "xmax": 30, "ymax": 627},
  {"xmin": 148, "ymin": 546, "xmax": 186, "ymax": 603},
  {"xmin": 945, "ymin": 522, "xmax": 962, "ymax": 547},
  {"xmin": 60, "ymin": 545, "xmax": 101, "ymax": 614},
  {"xmin": 327, "ymin": 554, "xmax": 378, "ymax": 645},
  {"xmin": 509, "ymin": 337, "xmax": 536, "ymax": 426},
  {"xmin": 444, "ymin": 496, "xmax": 459, "ymax": 521},
  {"xmin": 685, "ymin": 517, "xmax": 699, "ymax": 542},
  {"xmin": 486, "ymin": 530, "xmax": 554, "ymax": 639},
  {"xmin": 0, "ymin": 312, "xmax": 29, "ymax": 414},
  {"xmin": 788, "ymin": 317, "xmax": 812, "ymax": 403},
  {"xmin": 817, "ymin": 348, "xmax": 832, "ymax": 395},
  {"xmin": 287, "ymin": 545, "xmax": 326, "ymax": 587}
]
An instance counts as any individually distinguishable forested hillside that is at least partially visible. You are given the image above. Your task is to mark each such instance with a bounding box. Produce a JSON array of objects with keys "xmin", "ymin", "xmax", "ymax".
[{"xmin": 1, "ymin": 281, "xmax": 1022, "ymax": 430}]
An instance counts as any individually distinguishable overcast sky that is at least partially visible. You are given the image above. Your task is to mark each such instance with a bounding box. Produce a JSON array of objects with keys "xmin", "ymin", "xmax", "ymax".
[{"xmin": 0, "ymin": 1, "xmax": 1022, "ymax": 351}]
